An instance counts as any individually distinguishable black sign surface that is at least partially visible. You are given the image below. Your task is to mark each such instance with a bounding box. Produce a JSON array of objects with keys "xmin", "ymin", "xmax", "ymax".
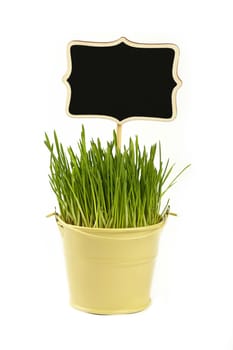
[{"xmin": 64, "ymin": 37, "xmax": 181, "ymax": 123}]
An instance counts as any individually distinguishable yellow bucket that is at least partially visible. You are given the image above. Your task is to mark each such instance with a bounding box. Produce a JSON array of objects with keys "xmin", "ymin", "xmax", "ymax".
[{"xmin": 56, "ymin": 216, "xmax": 165, "ymax": 314}]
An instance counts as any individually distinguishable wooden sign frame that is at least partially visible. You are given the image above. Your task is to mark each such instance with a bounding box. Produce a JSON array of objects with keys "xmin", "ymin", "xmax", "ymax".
[{"xmin": 63, "ymin": 37, "xmax": 182, "ymax": 126}]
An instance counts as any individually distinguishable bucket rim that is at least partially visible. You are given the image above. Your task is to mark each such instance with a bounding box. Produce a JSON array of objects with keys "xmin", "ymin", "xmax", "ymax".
[{"xmin": 56, "ymin": 214, "xmax": 167, "ymax": 239}]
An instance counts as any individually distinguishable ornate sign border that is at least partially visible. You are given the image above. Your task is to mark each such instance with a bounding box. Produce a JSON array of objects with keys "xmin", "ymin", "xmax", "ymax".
[{"xmin": 63, "ymin": 37, "xmax": 182, "ymax": 124}]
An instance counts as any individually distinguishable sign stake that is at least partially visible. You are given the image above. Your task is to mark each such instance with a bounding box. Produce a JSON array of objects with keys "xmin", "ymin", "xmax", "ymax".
[{"xmin": 116, "ymin": 123, "xmax": 122, "ymax": 149}]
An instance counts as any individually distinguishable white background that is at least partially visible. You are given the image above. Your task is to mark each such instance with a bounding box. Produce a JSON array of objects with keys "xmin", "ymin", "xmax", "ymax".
[{"xmin": 0, "ymin": 1, "xmax": 233, "ymax": 349}]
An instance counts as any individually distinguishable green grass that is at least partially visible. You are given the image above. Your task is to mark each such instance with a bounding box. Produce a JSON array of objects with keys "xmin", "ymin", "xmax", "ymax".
[{"xmin": 44, "ymin": 126, "xmax": 189, "ymax": 228}]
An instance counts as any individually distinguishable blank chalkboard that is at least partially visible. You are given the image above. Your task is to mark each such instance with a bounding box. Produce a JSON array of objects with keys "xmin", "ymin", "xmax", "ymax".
[{"xmin": 64, "ymin": 37, "xmax": 181, "ymax": 123}]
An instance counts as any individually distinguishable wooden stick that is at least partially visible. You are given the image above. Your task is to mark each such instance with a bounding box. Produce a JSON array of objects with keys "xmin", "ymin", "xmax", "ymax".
[{"xmin": 116, "ymin": 123, "xmax": 122, "ymax": 149}]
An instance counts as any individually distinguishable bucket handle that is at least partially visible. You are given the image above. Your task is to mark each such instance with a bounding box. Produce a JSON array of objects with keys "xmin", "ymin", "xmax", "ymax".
[
  {"xmin": 46, "ymin": 209, "xmax": 177, "ymax": 226},
  {"xmin": 46, "ymin": 209, "xmax": 64, "ymax": 229}
]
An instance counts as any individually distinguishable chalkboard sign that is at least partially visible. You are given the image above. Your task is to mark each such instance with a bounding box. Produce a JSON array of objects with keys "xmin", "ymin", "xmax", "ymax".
[{"xmin": 63, "ymin": 37, "xmax": 182, "ymax": 123}]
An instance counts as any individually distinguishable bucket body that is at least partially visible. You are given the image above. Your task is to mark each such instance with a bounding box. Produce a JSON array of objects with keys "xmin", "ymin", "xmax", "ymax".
[{"xmin": 56, "ymin": 216, "xmax": 165, "ymax": 314}]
